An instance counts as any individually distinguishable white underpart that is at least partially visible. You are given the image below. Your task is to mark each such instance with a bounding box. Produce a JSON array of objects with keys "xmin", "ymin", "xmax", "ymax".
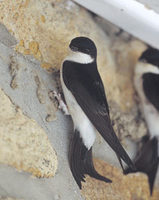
[
  {"xmin": 134, "ymin": 61, "xmax": 159, "ymax": 139},
  {"xmin": 66, "ymin": 51, "xmax": 94, "ymax": 64},
  {"xmin": 60, "ymin": 50, "xmax": 95, "ymax": 149}
]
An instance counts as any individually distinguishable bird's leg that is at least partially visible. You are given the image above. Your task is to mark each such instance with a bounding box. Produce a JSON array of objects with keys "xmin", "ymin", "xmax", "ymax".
[{"xmin": 53, "ymin": 90, "xmax": 70, "ymax": 115}]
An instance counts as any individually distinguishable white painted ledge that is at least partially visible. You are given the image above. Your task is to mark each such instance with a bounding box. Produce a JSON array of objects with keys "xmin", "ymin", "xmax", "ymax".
[{"xmin": 73, "ymin": 0, "xmax": 159, "ymax": 49}]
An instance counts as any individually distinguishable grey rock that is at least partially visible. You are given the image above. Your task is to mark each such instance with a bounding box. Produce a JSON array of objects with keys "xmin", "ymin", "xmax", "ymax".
[
  {"xmin": 0, "ymin": 28, "xmax": 83, "ymax": 200},
  {"xmin": 0, "ymin": 23, "xmax": 16, "ymax": 47}
]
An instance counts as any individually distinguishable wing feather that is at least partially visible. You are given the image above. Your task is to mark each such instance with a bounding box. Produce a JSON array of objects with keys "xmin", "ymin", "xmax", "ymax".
[{"xmin": 143, "ymin": 73, "xmax": 159, "ymax": 111}]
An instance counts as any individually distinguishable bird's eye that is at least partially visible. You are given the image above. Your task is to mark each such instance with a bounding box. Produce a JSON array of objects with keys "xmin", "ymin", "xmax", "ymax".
[
  {"xmin": 142, "ymin": 59, "xmax": 147, "ymax": 63},
  {"xmin": 71, "ymin": 46, "xmax": 78, "ymax": 51}
]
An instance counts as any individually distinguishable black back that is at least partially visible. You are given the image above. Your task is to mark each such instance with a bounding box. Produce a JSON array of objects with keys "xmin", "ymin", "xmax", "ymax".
[
  {"xmin": 143, "ymin": 73, "xmax": 159, "ymax": 111},
  {"xmin": 63, "ymin": 60, "xmax": 109, "ymax": 114}
]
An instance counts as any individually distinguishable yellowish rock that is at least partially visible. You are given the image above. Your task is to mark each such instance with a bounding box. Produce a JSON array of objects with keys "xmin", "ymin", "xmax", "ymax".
[
  {"xmin": 23, "ymin": 49, "xmax": 30, "ymax": 55},
  {"xmin": 40, "ymin": 15, "xmax": 46, "ymax": 23},
  {"xmin": 35, "ymin": 50, "xmax": 42, "ymax": 60},
  {"xmin": 29, "ymin": 41, "xmax": 39, "ymax": 55},
  {"xmin": 0, "ymin": 0, "xmax": 112, "ymax": 73},
  {"xmin": 19, "ymin": 39, "xmax": 24, "ymax": 47},
  {"xmin": 82, "ymin": 159, "xmax": 159, "ymax": 200},
  {"xmin": 0, "ymin": 88, "xmax": 57, "ymax": 177},
  {"xmin": 41, "ymin": 62, "xmax": 52, "ymax": 69}
]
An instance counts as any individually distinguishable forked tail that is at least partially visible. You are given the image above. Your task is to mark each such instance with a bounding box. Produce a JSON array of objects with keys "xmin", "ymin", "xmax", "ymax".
[{"xmin": 69, "ymin": 129, "xmax": 112, "ymax": 189}]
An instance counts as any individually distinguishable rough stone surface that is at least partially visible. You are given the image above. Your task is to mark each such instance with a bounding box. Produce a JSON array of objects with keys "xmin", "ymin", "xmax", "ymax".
[
  {"xmin": 82, "ymin": 159, "xmax": 159, "ymax": 200},
  {"xmin": 0, "ymin": 0, "xmax": 158, "ymax": 199},
  {"xmin": 0, "ymin": 42, "xmax": 83, "ymax": 199},
  {"xmin": 0, "ymin": 0, "xmax": 112, "ymax": 71},
  {"xmin": 0, "ymin": 88, "xmax": 57, "ymax": 178}
]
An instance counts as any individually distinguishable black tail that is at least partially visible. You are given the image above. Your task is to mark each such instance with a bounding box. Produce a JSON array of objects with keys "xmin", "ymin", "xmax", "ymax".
[
  {"xmin": 108, "ymin": 129, "xmax": 136, "ymax": 172},
  {"xmin": 92, "ymin": 119, "xmax": 136, "ymax": 172},
  {"xmin": 124, "ymin": 136, "xmax": 159, "ymax": 195},
  {"xmin": 69, "ymin": 129, "xmax": 112, "ymax": 189}
]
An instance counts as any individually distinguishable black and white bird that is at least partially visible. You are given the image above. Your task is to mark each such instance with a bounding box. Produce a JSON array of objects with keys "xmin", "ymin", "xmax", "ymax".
[
  {"xmin": 125, "ymin": 47, "xmax": 159, "ymax": 195},
  {"xmin": 60, "ymin": 36, "xmax": 135, "ymax": 189}
]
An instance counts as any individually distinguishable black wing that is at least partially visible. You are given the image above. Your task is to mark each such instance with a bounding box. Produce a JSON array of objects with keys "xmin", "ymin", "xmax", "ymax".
[
  {"xmin": 69, "ymin": 129, "xmax": 112, "ymax": 189},
  {"xmin": 63, "ymin": 61, "xmax": 135, "ymax": 170},
  {"xmin": 124, "ymin": 136, "xmax": 159, "ymax": 195},
  {"xmin": 143, "ymin": 73, "xmax": 159, "ymax": 111}
]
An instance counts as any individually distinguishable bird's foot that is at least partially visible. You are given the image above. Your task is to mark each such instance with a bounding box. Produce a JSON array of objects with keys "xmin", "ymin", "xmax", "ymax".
[{"xmin": 53, "ymin": 90, "xmax": 70, "ymax": 115}]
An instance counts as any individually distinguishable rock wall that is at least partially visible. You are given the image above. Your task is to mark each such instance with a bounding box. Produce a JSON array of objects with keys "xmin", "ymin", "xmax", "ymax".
[
  {"xmin": 0, "ymin": 0, "xmax": 158, "ymax": 200},
  {"xmin": 0, "ymin": 87, "xmax": 57, "ymax": 178}
]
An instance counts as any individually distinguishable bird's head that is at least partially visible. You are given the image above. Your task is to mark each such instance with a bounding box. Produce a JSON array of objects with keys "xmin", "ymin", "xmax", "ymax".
[
  {"xmin": 135, "ymin": 47, "xmax": 159, "ymax": 75},
  {"xmin": 69, "ymin": 37, "xmax": 97, "ymax": 60},
  {"xmin": 139, "ymin": 47, "xmax": 159, "ymax": 68}
]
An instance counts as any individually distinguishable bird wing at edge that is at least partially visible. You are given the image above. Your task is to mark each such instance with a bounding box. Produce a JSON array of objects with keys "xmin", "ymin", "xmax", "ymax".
[{"xmin": 143, "ymin": 73, "xmax": 159, "ymax": 111}]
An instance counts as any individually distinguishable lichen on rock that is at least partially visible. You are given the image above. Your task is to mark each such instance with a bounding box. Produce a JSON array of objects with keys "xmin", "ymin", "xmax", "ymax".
[{"xmin": 0, "ymin": 88, "xmax": 57, "ymax": 178}]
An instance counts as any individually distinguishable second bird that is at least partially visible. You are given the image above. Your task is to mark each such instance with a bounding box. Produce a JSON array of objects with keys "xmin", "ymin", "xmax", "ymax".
[
  {"xmin": 125, "ymin": 47, "xmax": 159, "ymax": 195},
  {"xmin": 60, "ymin": 36, "xmax": 135, "ymax": 189}
]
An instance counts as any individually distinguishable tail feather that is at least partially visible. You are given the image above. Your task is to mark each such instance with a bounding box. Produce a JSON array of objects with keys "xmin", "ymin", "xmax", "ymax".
[
  {"xmin": 97, "ymin": 125, "xmax": 136, "ymax": 172},
  {"xmin": 124, "ymin": 136, "xmax": 159, "ymax": 195},
  {"xmin": 69, "ymin": 129, "xmax": 112, "ymax": 189},
  {"xmin": 84, "ymin": 147, "xmax": 111, "ymax": 182},
  {"xmin": 110, "ymin": 129, "xmax": 136, "ymax": 172}
]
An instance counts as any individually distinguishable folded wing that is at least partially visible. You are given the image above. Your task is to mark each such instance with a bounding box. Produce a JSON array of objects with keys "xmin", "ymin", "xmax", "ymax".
[{"xmin": 63, "ymin": 60, "xmax": 135, "ymax": 171}]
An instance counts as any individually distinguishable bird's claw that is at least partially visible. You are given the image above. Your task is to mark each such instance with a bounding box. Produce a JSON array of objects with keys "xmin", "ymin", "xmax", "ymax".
[{"xmin": 53, "ymin": 90, "xmax": 70, "ymax": 115}]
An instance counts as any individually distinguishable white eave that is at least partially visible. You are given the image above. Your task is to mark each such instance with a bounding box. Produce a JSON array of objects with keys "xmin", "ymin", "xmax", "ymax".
[{"xmin": 73, "ymin": 0, "xmax": 159, "ymax": 49}]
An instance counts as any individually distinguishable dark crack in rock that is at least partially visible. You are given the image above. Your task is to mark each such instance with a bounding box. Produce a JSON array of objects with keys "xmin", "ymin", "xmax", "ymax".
[{"xmin": 9, "ymin": 56, "xmax": 20, "ymax": 89}]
